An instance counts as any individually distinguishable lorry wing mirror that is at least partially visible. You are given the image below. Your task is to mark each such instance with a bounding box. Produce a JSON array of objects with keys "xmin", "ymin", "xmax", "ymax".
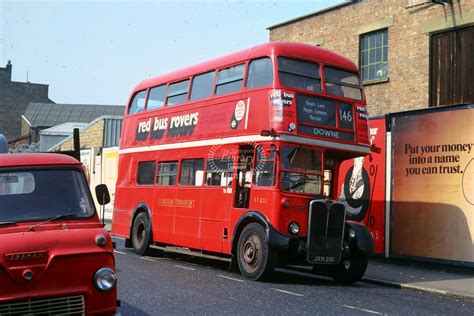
[{"xmin": 95, "ymin": 184, "xmax": 111, "ymax": 206}]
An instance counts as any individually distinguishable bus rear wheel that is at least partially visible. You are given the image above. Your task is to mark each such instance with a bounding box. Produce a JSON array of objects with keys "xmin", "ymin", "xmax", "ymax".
[
  {"xmin": 328, "ymin": 250, "xmax": 368, "ymax": 284},
  {"xmin": 132, "ymin": 212, "xmax": 152, "ymax": 256},
  {"xmin": 237, "ymin": 223, "xmax": 276, "ymax": 281}
]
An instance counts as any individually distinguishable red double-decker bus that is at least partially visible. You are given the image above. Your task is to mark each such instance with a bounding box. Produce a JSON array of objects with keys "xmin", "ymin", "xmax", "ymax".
[{"xmin": 112, "ymin": 42, "xmax": 374, "ymax": 283}]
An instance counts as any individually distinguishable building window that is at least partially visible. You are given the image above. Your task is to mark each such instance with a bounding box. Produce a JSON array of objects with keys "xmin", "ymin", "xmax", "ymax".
[{"xmin": 360, "ymin": 29, "xmax": 388, "ymax": 83}]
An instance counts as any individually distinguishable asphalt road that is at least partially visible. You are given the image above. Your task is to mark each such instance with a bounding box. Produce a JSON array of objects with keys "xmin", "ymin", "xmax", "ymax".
[{"xmin": 113, "ymin": 238, "xmax": 473, "ymax": 315}]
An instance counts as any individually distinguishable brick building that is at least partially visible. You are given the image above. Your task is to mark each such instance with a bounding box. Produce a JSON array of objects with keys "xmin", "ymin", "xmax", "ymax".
[
  {"xmin": 0, "ymin": 61, "xmax": 54, "ymax": 141},
  {"xmin": 268, "ymin": 0, "xmax": 474, "ymax": 116}
]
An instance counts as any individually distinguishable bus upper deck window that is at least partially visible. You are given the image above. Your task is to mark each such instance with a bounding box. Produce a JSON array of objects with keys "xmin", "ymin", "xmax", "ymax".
[
  {"xmin": 246, "ymin": 58, "xmax": 273, "ymax": 89},
  {"xmin": 278, "ymin": 57, "xmax": 321, "ymax": 93},
  {"xmin": 324, "ymin": 67, "xmax": 363, "ymax": 101},
  {"xmin": 190, "ymin": 71, "xmax": 215, "ymax": 101},
  {"xmin": 147, "ymin": 85, "xmax": 166, "ymax": 110},
  {"xmin": 215, "ymin": 64, "xmax": 245, "ymax": 96},
  {"xmin": 128, "ymin": 90, "xmax": 147, "ymax": 115},
  {"xmin": 167, "ymin": 80, "xmax": 190, "ymax": 106}
]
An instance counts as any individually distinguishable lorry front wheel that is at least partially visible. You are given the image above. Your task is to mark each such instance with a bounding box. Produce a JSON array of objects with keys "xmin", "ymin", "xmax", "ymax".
[
  {"xmin": 237, "ymin": 223, "xmax": 276, "ymax": 281},
  {"xmin": 132, "ymin": 212, "xmax": 152, "ymax": 256},
  {"xmin": 328, "ymin": 251, "xmax": 368, "ymax": 284}
]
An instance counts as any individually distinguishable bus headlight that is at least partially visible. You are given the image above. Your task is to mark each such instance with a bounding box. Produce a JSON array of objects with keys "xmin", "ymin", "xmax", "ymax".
[
  {"xmin": 288, "ymin": 221, "xmax": 300, "ymax": 235},
  {"xmin": 93, "ymin": 268, "xmax": 117, "ymax": 291},
  {"xmin": 348, "ymin": 229, "xmax": 356, "ymax": 239}
]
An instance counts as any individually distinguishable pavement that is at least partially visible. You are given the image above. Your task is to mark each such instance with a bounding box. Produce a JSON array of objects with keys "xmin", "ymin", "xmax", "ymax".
[{"xmin": 363, "ymin": 257, "xmax": 474, "ymax": 301}]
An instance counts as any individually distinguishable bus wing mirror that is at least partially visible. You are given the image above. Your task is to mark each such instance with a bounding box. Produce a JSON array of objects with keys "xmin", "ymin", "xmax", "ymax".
[{"xmin": 95, "ymin": 184, "xmax": 111, "ymax": 206}]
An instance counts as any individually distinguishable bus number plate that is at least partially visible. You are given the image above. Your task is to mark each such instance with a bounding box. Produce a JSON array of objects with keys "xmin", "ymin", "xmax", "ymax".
[{"xmin": 310, "ymin": 255, "xmax": 336, "ymax": 264}]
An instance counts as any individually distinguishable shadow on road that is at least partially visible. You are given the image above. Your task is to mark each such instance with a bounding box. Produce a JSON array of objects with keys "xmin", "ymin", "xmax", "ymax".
[
  {"xmin": 142, "ymin": 247, "xmax": 357, "ymax": 287},
  {"xmin": 119, "ymin": 301, "xmax": 151, "ymax": 316}
]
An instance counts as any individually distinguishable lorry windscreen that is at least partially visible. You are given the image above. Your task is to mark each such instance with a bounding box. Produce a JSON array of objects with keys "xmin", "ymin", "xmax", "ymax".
[{"xmin": 0, "ymin": 168, "xmax": 95, "ymax": 223}]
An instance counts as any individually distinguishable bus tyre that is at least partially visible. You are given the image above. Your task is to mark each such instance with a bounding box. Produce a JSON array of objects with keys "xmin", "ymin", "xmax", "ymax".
[
  {"xmin": 328, "ymin": 251, "xmax": 368, "ymax": 284},
  {"xmin": 132, "ymin": 212, "xmax": 152, "ymax": 256},
  {"xmin": 237, "ymin": 223, "xmax": 276, "ymax": 281}
]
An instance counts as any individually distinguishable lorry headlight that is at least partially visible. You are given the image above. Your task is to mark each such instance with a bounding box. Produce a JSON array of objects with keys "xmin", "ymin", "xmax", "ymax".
[
  {"xmin": 288, "ymin": 221, "xmax": 300, "ymax": 235},
  {"xmin": 94, "ymin": 268, "xmax": 117, "ymax": 291}
]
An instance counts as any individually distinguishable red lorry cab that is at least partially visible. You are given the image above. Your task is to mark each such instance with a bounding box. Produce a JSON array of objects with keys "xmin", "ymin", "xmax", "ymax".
[{"xmin": 0, "ymin": 153, "xmax": 117, "ymax": 315}]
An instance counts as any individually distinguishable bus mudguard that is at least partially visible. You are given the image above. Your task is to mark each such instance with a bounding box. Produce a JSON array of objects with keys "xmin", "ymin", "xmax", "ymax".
[
  {"xmin": 128, "ymin": 202, "xmax": 153, "ymax": 240},
  {"xmin": 232, "ymin": 211, "xmax": 291, "ymax": 252},
  {"xmin": 346, "ymin": 221, "xmax": 375, "ymax": 254}
]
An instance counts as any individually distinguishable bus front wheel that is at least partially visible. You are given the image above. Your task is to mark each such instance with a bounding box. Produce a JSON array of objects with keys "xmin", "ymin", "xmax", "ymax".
[
  {"xmin": 237, "ymin": 223, "xmax": 276, "ymax": 281},
  {"xmin": 132, "ymin": 212, "xmax": 152, "ymax": 256},
  {"xmin": 328, "ymin": 250, "xmax": 368, "ymax": 284}
]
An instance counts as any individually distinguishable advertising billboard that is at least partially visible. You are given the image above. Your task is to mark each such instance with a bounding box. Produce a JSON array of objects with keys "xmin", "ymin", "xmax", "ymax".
[
  {"xmin": 338, "ymin": 117, "xmax": 386, "ymax": 254},
  {"xmin": 391, "ymin": 106, "xmax": 474, "ymax": 263}
]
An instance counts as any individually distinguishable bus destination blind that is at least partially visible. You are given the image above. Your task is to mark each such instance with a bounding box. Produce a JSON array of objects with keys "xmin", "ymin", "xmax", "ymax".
[
  {"xmin": 297, "ymin": 95, "xmax": 336, "ymax": 127},
  {"xmin": 297, "ymin": 95, "xmax": 355, "ymax": 141}
]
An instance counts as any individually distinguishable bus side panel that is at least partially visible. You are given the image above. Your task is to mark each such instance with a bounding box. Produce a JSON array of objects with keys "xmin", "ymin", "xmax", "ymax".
[
  {"xmin": 200, "ymin": 186, "xmax": 232, "ymax": 253},
  {"xmin": 247, "ymin": 189, "xmax": 282, "ymax": 233},
  {"xmin": 152, "ymin": 186, "xmax": 176, "ymax": 245},
  {"xmin": 172, "ymin": 187, "xmax": 202, "ymax": 250},
  {"xmin": 112, "ymin": 187, "xmax": 135, "ymax": 237},
  {"xmin": 244, "ymin": 90, "xmax": 271, "ymax": 135}
]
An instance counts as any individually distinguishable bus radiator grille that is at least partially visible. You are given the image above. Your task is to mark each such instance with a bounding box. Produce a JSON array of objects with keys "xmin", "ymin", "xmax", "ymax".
[{"xmin": 306, "ymin": 200, "xmax": 345, "ymax": 264}]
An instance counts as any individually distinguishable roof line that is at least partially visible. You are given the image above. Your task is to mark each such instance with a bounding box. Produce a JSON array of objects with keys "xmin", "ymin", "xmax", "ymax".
[
  {"xmin": 267, "ymin": 0, "xmax": 356, "ymax": 30},
  {"xmin": 48, "ymin": 115, "xmax": 123, "ymax": 152},
  {"xmin": 21, "ymin": 114, "xmax": 32, "ymax": 126},
  {"xmin": 27, "ymin": 102, "xmax": 124, "ymax": 107},
  {"xmin": 9, "ymin": 81, "xmax": 49, "ymax": 87}
]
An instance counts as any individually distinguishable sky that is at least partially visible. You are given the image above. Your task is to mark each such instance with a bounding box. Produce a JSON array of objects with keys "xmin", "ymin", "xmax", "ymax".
[{"xmin": 1, "ymin": 0, "xmax": 340, "ymax": 105}]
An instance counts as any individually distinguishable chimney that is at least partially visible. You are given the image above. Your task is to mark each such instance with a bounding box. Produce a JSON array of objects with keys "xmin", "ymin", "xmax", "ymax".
[{"xmin": 1, "ymin": 60, "xmax": 12, "ymax": 83}]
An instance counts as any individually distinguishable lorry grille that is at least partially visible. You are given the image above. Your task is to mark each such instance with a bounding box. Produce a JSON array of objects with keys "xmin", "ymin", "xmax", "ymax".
[
  {"xmin": 306, "ymin": 200, "xmax": 345, "ymax": 264},
  {"xmin": 0, "ymin": 295, "xmax": 85, "ymax": 315}
]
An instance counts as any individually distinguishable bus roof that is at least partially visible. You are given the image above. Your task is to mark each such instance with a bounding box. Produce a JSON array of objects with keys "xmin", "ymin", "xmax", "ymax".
[
  {"xmin": 133, "ymin": 42, "xmax": 358, "ymax": 94},
  {"xmin": 0, "ymin": 153, "xmax": 81, "ymax": 168}
]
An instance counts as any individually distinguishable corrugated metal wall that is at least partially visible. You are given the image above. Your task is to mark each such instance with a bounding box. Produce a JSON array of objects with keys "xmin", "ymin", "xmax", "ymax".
[{"xmin": 103, "ymin": 118, "xmax": 122, "ymax": 148}]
